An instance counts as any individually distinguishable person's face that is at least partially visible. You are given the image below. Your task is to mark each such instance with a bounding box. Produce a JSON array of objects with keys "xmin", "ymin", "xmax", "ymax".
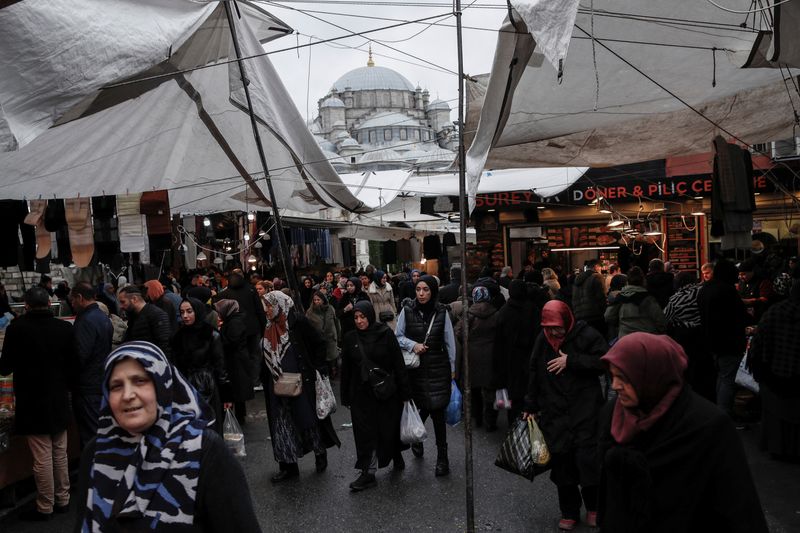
[
  {"xmin": 312, "ymin": 294, "xmax": 324, "ymax": 307},
  {"xmin": 108, "ymin": 358, "xmax": 158, "ymax": 437},
  {"xmin": 789, "ymin": 259, "xmax": 797, "ymax": 271},
  {"xmin": 118, "ymin": 292, "xmax": 132, "ymax": 312},
  {"xmin": 416, "ymin": 282, "xmax": 431, "ymax": 304},
  {"xmin": 593, "ymin": 264, "xmax": 602, "ymax": 274},
  {"xmin": 304, "ymin": 278, "xmax": 313, "ymax": 288},
  {"xmin": 702, "ymin": 267, "xmax": 713, "ymax": 282},
  {"xmin": 265, "ymin": 302, "xmax": 277, "ymax": 319},
  {"xmin": 411, "ymin": 271, "xmax": 420, "ymax": 283},
  {"xmin": 346, "ymin": 281, "xmax": 356, "ymax": 294},
  {"xmin": 382, "ymin": 274, "xmax": 389, "ymax": 284},
  {"xmin": 507, "ymin": 269, "xmax": 513, "ymax": 278},
  {"xmin": 609, "ymin": 364, "xmax": 639, "ymax": 408},
  {"xmin": 543, "ymin": 325, "xmax": 566, "ymax": 339},
  {"xmin": 179, "ymin": 301, "xmax": 196, "ymax": 326},
  {"xmin": 69, "ymin": 293, "xmax": 86, "ymax": 313},
  {"xmin": 256, "ymin": 284, "xmax": 266, "ymax": 297},
  {"xmin": 360, "ymin": 275, "xmax": 370, "ymax": 288},
  {"xmin": 354, "ymin": 311, "xmax": 369, "ymax": 331},
  {"xmin": 325, "ymin": 272, "xmax": 334, "ymax": 283}
]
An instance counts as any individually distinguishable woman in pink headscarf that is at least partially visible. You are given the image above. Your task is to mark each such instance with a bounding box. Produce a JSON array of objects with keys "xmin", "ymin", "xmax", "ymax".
[
  {"xmin": 598, "ymin": 332, "xmax": 767, "ymax": 533},
  {"xmin": 523, "ymin": 300, "xmax": 608, "ymax": 531}
]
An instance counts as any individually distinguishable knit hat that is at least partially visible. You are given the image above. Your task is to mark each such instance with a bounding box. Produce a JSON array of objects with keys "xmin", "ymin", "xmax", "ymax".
[{"xmin": 472, "ymin": 285, "xmax": 491, "ymax": 303}]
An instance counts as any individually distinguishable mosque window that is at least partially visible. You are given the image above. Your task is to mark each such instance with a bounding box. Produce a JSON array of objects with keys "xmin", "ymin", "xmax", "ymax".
[
  {"xmin": 369, "ymin": 130, "xmax": 377, "ymax": 144},
  {"xmin": 414, "ymin": 129, "xmax": 421, "ymax": 140},
  {"xmin": 423, "ymin": 130, "xmax": 430, "ymax": 141},
  {"xmin": 384, "ymin": 129, "xmax": 392, "ymax": 141},
  {"xmin": 400, "ymin": 128, "xmax": 408, "ymax": 140}
]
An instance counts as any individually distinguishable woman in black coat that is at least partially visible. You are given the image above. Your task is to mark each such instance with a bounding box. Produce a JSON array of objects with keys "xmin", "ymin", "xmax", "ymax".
[
  {"xmin": 261, "ymin": 291, "xmax": 341, "ymax": 482},
  {"xmin": 341, "ymin": 301, "xmax": 410, "ymax": 491},
  {"xmin": 337, "ymin": 276, "xmax": 370, "ymax": 338},
  {"xmin": 598, "ymin": 333, "xmax": 768, "ymax": 533},
  {"xmin": 171, "ymin": 298, "xmax": 228, "ymax": 434},
  {"xmin": 214, "ymin": 299, "xmax": 254, "ymax": 425},
  {"xmin": 523, "ymin": 300, "xmax": 607, "ymax": 531},
  {"xmin": 395, "ymin": 275, "xmax": 456, "ymax": 477},
  {"xmin": 494, "ymin": 279, "xmax": 542, "ymax": 422}
]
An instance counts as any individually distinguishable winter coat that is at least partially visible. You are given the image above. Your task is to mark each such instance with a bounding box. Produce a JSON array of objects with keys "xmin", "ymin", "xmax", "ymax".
[
  {"xmin": 123, "ymin": 303, "xmax": 173, "ymax": 360},
  {"xmin": 598, "ymin": 387, "xmax": 768, "ymax": 533},
  {"xmin": 109, "ymin": 313, "xmax": 127, "ymax": 350},
  {"xmin": 262, "ymin": 313, "xmax": 341, "ymax": 451},
  {"xmin": 213, "ymin": 277, "xmax": 267, "ymax": 337},
  {"xmin": 572, "ymin": 271, "xmax": 607, "ymax": 321},
  {"xmin": 73, "ymin": 302, "xmax": 113, "ymax": 395},
  {"xmin": 454, "ymin": 301, "xmax": 501, "ymax": 389},
  {"xmin": 336, "ymin": 291, "xmax": 370, "ymax": 337},
  {"xmin": 646, "ymin": 271, "xmax": 675, "ymax": 309},
  {"xmin": 605, "ymin": 285, "xmax": 667, "ymax": 339},
  {"xmin": 398, "ymin": 302, "xmax": 452, "ymax": 411},
  {"xmin": 524, "ymin": 321, "xmax": 607, "ymax": 456},
  {"xmin": 698, "ymin": 280, "xmax": 749, "ymax": 357},
  {"xmin": 306, "ymin": 302, "xmax": 340, "ymax": 362},
  {"xmin": 0, "ymin": 309, "xmax": 76, "ymax": 435},
  {"xmin": 439, "ymin": 281, "xmax": 472, "ymax": 305},
  {"xmin": 341, "ymin": 324, "xmax": 410, "ymax": 470},
  {"xmin": 367, "ymin": 282, "xmax": 397, "ymax": 330},
  {"xmin": 218, "ymin": 312, "xmax": 254, "ymax": 403},
  {"xmin": 494, "ymin": 295, "xmax": 541, "ymax": 401},
  {"xmin": 152, "ymin": 295, "xmax": 179, "ymax": 333},
  {"xmin": 171, "ymin": 323, "xmax": 228, "ymax": 432}
]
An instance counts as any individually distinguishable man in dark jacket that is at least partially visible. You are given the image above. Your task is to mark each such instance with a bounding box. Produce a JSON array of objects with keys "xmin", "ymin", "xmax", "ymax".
[
  {"xmin": 214, "ymin": 271, "xmax": 267, "ymax": 386},
  {"xmin": 571, "ymin": 260, "xmax": 607, "ymax": 337},
  {"xmin": 698, "ymin": 260, "xmax": 750, "ymax": 417},
  {"xmin": 646, "ymin": 258, "xmax": 675, "ymax": 309},
  {"xmin": 69, "ymin": 282, "xmax": 113, "ymax": 447},
  {"xmin": 118, "ymin": 285, "xmax": 172, "ymax": 360},
  {"xmin": 0, "ymin": 287, "xmax": 75, "ymax": 520},
  {"xmin": 439, "ymin": 265, "xmax": 470, "ymax": 305}
]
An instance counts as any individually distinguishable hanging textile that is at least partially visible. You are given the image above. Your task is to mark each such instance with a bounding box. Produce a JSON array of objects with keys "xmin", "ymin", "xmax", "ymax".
[
  {"xmin": 408, "ymin": 237, "xmax": 422, "ymax": 263},
  {"xmin": 0, "ymin": 200, "xmax": 35, "ymax": 269},
  {"xmin": 92, "ymin": 196, "xmax": 120, "ymax": 264},
  {"xmin": 117, "ymin": 193, "xmax": 146, "ymax": 253},
  {"xmin": 65, "ymin": 197, "xmax": 94, "ymax": 268},
  {"xmin": 397, "ymin": 238, "xmax": 411, "ymax": 263},
  {"xmin": 383, "ymin": 240, "xmax": 397, "ymax": 266},
  {"xmin": 423, "ymin": 235, "xmax": 442, "ymax": 260}
]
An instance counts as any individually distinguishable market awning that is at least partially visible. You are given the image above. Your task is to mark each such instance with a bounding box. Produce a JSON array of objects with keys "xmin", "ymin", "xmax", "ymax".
[
  {"xmin": 466, "ymin": 0, "xmax": 800, "ymax": 209},
  {"xmin": 0, "ymin": 0, "xmax": 367, "ymax": 214}
]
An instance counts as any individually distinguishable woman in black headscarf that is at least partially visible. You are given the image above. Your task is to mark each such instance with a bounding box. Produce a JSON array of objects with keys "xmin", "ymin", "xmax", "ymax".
[
  {"xmin": 341, "ymin": 301, "xmax": 409, "ymax": 491},
  {"xmin": 300, "ymin": 276, "xmax": 316, "ymax": 311},
  {"xmin": 395, "ymin": 275, "xmax": 456, "ymax": 476},
  {"xmin": 171, "ymin": 298, "xmax": 228, "ymax": 434},
  {"xmin": 337, "ymin": 276, "xmax": 370, "ymax": 337}
]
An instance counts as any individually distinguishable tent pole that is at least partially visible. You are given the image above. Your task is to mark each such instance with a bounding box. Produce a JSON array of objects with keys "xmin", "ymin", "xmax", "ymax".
[
  {"xmin": 455, "ymin": 0, "xmax": 475, "ymax": 531},
  {"xmin": 224, "ymin": 1, "xmax": 302, "ymax": 308}
]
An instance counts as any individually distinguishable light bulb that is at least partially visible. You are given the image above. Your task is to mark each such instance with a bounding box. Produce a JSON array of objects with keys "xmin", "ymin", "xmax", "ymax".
[
  {"xmin": 225, "ymin": 254, "xmax": 234, "ymax": 261},
  {"xmin": 213, "ymin": 256, "xmax": 223, "ymax": 264},
  {"xmin": 196, "ymin": 252, "xmax": 207, "ymax": 261},
  {"xmin": 203, "ymin": 217, "xmax": 211, "ymax": 227},
  {"xmin": 254, "ymin": 241, "xmax": 263, "ymax": 249},
  {"xmin": 247, "ymin": 212, "xmax": 255, "ymax": 221},
  {"xmin": 243, "ymin": 233, "xmax": 250, "ymax": 241},
  {"xmin": 247, "ymin": 254, "xmax": 257, "ymax": 263}
]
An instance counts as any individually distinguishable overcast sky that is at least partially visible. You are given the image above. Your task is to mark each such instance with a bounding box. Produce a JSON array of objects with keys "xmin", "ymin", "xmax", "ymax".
[{"xmin": 259, "ymin": 0, "xmax": 509, "ymax": 123}]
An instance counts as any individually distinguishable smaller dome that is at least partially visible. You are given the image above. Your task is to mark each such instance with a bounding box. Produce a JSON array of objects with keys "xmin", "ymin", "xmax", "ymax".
[
  {"xmin": 341, "ymin": 138, "xmax": 360, "ymax": 147},
  {"xmin": 334, "ymin": 130, "xmax": 349, "ymax": 140},
  {"xmin": 426, "ymin": 99, "xmax": 450, "ymax": 111},
  {"xmin": 359, "ymin": 148, "xmax": 402, "ymax": 164},
  {"xmin": 414, "ymin": 148, "xmax": 456, "ymax": 165},
  {"xmin": 321, "ymin": 97, "xmax": 345, "ymax": 108}
]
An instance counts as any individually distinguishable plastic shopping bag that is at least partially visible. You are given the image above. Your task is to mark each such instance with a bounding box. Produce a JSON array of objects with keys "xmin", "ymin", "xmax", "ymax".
[
  {"xmin": 400, "ymin": 400, "xmax": 428, "ymax": 444},
  {"xmin": 494, "ymin": 388, "xmax": 512, "ymax": 410},
  {"xmin": 315, "ymin": 370, "xmax": 337, "ymax": 419},
  {"xmin": 735, "ymin": 354, "xmax": 759, "ymax": 394},
  {"xmin": 495, "ymin": 418, "xmax": 549, "ymax": 481},
  {"xmin": 223, "ymin": 407, "xmax": 246, "ymax": 457},
  {"xmin": 446, "ymin": 380, "xmax": 462, "ymax": 426}
]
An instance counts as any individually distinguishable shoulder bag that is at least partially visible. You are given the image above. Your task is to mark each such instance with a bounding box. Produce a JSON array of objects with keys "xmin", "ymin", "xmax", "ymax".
[
  {"xmin": 401, "ymin": 312, "xmax": 436, "ymax": 369},
  {"xmin": 264, "ymin": 344, "xmax": 303, "ymax": 398},
  {"xmin": 357, "ymin": 341, "xmax": 397, "ymax": 401}
]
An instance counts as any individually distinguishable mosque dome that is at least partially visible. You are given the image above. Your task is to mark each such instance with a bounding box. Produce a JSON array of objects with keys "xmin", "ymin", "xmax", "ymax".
[
  {"xmin": 332, "ymin": 66, "xmax": 415, "ymax": 92},
  {"xmin": 321, "ymin": 96, "xmax": 345, "ymax": 108}
]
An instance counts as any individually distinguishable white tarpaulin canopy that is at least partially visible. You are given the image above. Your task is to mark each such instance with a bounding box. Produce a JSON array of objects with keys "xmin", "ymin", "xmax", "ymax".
[
  {"xmin": 0, "ymin": 0, "xmax": 366, "ymax": 214},
  {"xmin": 466, "ymin": 0, "xmax": 800, "ymax": 208}
]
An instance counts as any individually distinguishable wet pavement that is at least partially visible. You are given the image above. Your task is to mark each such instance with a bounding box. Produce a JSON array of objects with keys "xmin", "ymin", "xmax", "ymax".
[{"xmin": 2, "ymin": 392, "xmax": 799, "ymax": 532}]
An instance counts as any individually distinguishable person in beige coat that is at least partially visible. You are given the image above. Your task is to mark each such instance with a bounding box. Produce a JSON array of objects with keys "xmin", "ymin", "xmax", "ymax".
[{"xmin": 368, "ymin": 270, "xmax": 397, "ymax": 330}]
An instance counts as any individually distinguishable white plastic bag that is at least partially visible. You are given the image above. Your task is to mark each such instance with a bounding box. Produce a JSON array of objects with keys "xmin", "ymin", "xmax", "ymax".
[
  {"xmin": 315, "ymin": 370, "xmax": 337, "ymax": 419},
  {"xmin": 223, "ymin": 407, "xmax": 246, "ymax": 457},
  {"xmin": 735, "ymin": 354, "xmax": 759, "ymax": 394},
  {"xmin": 494, "ymin": 388, "xmax": 512, "ymax": 410},
  {"xmin": 400, "ymin": 400, "xmax": 427, "ymax": 444}
]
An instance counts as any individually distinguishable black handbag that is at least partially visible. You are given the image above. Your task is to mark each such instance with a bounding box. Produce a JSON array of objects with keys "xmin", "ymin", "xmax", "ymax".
[
  {"xmin": 357, "ymin": 342, "xmax": 396, "ymax": 401},
  {"xmin": 378, "ymin": 310, "xmax": 395, "ymax": 322}
]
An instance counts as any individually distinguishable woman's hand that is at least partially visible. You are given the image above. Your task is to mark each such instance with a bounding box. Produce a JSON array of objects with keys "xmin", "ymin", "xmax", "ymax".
[
  {"xmin": 344, "ymin": 303, "xmax": 353, "ymax": 312},
  {"xmin": 546, "ymin": 350, "xmax": 568, "ymax": 375},
  {"xmin": 413, "ymin": 343, "xmax": 427, "ymax": 354},
  {"xmin": 223, "ymin": 402, "xmax": 233, "ymax": 410},
  {"xmin": 521, "ymin": 411, "xmax": 538, "ymax": 421}
]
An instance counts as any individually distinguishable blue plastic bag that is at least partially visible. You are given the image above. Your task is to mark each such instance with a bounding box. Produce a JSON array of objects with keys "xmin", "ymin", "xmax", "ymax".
[{"xmin": 446, "ymin": 380, "xmax": 462, "ymax": 426}]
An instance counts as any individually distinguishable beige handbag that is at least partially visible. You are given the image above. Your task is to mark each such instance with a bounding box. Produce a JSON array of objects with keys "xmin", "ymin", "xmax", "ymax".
[{"xmin": 273, "ymin": 372, "xmax": 303, "ymax": 397}]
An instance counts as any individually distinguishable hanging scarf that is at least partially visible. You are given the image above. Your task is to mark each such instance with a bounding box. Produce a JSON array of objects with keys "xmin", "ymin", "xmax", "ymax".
[
  {"xmin": 83, "ymin": 341, "xmax": 213, "ymax": 531},
  {"xmin": 262, "ymin": 290, "xmax": 293, "ymax": 377},
  {"xmin": 540, "ymin": 300, "xmax": 575, "ymax": 354},
  {"xmin": 601, "ymin": 332, "xmax": 687, "ymax": 445}
]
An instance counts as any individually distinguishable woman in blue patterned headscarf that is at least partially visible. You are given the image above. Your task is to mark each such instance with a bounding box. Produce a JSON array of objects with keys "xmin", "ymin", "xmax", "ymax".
[{"xmin": 75, "ymin": 341, "xmax": 261, "ymax": 532}]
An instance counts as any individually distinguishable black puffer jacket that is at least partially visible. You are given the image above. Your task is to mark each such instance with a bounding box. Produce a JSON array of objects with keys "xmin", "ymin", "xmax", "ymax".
[
  {"xmin": 494, "ymin": 284, "xmax": 541, "ymax": 400},
  {"xmin": 218, "ymin": 311, "xmax": 254, "ymax": 403},
  {"xmin": 400, "ymin": 302, "xmax": 452, "ymax": 411},
  {"xmin": 572, "ymin": 271, "xmax": 606, "ymax": 321},
  {"xmin": 213, "ymin": 276, "xmax": 266, "ymax": 337},
  {"xmin": 646, "ymin": 271, "xmax": 675, "ymax": 309},
  {"xmin": 524, "ymin": 321, "xmax": 608, "ymax": 454},
  {"xmin": 454, "ymin": 301, "xmax": 500, "ymax": 389}
]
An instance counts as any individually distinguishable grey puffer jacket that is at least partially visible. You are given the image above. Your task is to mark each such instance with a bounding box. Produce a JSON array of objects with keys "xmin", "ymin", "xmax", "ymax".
[{"xmin": 605, "ymin": 285, "xmax": 667, "ymax": 339}]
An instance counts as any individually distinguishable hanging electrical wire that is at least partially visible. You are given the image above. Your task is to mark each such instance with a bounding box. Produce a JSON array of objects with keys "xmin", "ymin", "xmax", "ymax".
[{"xmin": 706, "ymin": 0, "xmax": 792, "ymax": 15}]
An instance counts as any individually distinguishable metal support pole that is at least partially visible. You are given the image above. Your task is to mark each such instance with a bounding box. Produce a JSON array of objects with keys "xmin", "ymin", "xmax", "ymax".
[
  {"xmin": 224, "ymin": 1, "xmax": 303, "ymax": 309},
  {"xmin": 454, "ymin": 0, "xmax": 475, "ymax": 531}
]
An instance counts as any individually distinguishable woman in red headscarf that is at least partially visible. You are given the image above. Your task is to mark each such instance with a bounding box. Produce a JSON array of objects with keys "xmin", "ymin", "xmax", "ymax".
[
  {"xmin": 523, "ymin": 300, "xmax": 608, "ymax": 531},
  {"xmin": 598, "ymin": 332, "xmax": 767, "ymax": 533}
]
